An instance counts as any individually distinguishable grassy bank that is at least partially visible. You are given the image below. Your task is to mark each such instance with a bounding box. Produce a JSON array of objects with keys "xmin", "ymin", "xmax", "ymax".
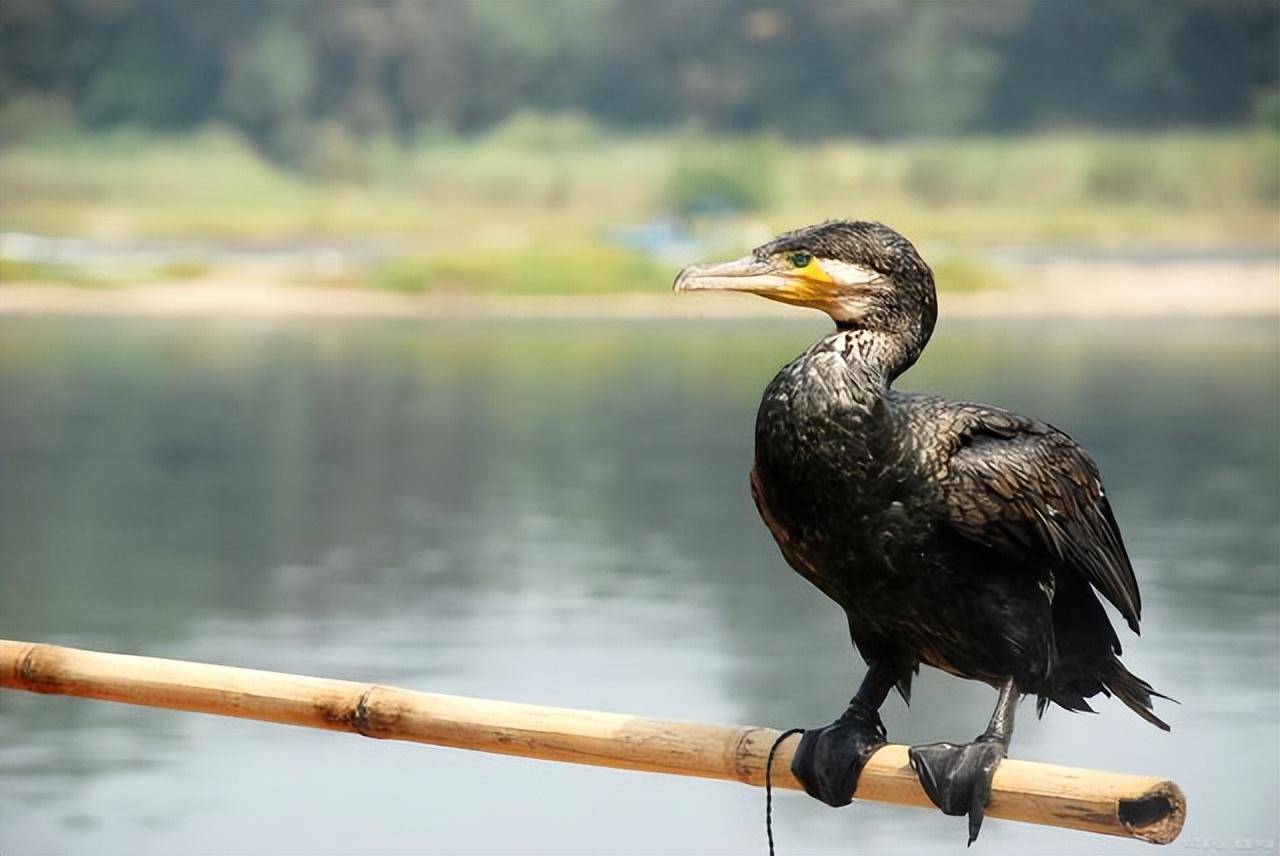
[{"xmin": 0, "ymin": 123, "xmax": 1275, "ymax": 293}]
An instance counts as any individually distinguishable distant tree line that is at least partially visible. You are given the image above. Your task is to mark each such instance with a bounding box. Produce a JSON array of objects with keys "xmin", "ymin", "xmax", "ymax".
[{"xmin": 2, "ymin": 0, "xmax": 1276, "ymax": 163}]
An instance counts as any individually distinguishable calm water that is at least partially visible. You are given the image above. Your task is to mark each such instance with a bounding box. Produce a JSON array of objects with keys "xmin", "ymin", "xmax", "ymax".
[{"xmin": 0, "ymin": 316, "xmax": 1276, "ymax": 855}]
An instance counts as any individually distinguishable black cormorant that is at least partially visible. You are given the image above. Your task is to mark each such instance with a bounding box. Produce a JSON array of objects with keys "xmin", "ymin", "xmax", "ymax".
[{"xmin": 673, "ymin": 220, "xmax": 1170, "ymax": 843}]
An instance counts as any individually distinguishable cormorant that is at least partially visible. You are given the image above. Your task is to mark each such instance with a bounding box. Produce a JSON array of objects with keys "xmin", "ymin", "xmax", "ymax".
[{"xmin": 673, "ymin": 220, "xmax": 1170, "ymax": 843}]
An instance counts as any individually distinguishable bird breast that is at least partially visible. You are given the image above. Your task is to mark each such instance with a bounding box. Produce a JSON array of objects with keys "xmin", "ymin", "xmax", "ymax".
[{"xmin": 753, "ymin": 349, "xmax": 905, "ymax": 550}]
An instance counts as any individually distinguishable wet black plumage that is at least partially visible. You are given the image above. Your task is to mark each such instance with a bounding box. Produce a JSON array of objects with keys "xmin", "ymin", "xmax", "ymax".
[
  {"xmin": 746, "ymin": 221, "xmax": 1166, "ymax": 725},
  {"xmin": 676, "ymin": 220, "xmax": 1170, "ymax": 839}
]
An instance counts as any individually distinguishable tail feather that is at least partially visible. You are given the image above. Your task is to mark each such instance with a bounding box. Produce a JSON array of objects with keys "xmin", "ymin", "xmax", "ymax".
[
  {"xmin": 1038, "ymin": 691, "xmax": 1094, "ymax": 718},
  {"xmin": 1106, "ymin": 662, "xmax": 1175, "ymax": 731}
]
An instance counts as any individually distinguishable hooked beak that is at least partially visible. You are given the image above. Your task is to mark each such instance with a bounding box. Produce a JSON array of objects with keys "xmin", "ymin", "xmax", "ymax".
[{"xmin": 672, "ymin": 254, "xmax": 797, "ymax": 296}]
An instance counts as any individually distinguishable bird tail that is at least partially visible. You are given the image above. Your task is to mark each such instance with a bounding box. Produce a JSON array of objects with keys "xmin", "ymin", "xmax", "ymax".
[{"xmin": 1103, "ymin": 661, "xmax": 1175, "ymax": 731}]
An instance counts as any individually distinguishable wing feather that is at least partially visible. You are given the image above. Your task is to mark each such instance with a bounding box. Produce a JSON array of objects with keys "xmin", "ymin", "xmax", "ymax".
[{"xmin": 938, "ymin": 404, "xmax": 1142, "ymax": 633}]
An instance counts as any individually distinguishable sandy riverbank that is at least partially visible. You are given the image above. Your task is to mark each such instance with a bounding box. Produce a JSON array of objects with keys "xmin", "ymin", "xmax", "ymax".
[{"xmin": 0, "ymin": 258, "xmax": 1275, "ymax": 319}]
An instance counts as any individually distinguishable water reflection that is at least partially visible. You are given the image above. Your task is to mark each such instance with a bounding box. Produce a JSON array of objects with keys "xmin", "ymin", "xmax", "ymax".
[{"xmin": 0, "ymin": 317, "xmax": 1276, "ymax": 854}]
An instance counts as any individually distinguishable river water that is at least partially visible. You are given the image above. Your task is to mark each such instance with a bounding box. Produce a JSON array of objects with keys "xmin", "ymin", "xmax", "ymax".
[{"xmin": 0, "ymin": 315, "xmax": 1276, "ymax": 854}]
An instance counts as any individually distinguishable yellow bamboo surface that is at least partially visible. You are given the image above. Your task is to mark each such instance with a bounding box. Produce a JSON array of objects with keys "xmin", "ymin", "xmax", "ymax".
[{"xmin": 0, "ymin": 640, "xmax": 1184, "ymax": 844}]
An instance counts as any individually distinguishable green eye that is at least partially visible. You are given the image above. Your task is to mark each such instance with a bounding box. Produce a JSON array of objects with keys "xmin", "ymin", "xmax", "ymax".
[{"xmin": 788, "ymin": 251, "xmax": 812, "ymax": 268}]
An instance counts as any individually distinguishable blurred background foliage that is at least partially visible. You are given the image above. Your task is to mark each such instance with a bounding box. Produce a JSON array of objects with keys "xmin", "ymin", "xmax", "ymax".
[
  {"xmin": 0, "ymin": 0, "xmax": 1276, "ymax": 290},
  {"xmin": 3, "ymin": 0, "xmax": 1276, "ymax": 153}
]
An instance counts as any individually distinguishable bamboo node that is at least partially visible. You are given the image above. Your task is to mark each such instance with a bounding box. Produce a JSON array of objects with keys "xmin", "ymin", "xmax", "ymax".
[
  {"xmin": 730, "ymin": 725, "xmax": 773, "ymax": 783},
  {"xmin": 16, "ymin": 642, "xmax": 46, "ymax": 686},
  {"xmin": 351, "ymin": 685, "xmax": 377, "ymax": 738}
]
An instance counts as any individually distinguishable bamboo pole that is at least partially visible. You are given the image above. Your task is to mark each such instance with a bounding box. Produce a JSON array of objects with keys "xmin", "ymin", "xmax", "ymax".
[{"xmin": 0, "ymin": 640, "xmax": 1184, "ymax": 844}]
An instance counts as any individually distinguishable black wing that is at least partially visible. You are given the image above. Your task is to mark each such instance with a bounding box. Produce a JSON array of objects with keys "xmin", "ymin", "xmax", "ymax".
[{"xmin": 936, "ymin": 403, "xmax": 1142, "ymax": 633}]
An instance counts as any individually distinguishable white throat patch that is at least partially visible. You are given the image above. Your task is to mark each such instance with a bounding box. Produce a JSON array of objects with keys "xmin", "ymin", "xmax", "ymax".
[
  {"xmin": 815, "ymin": 259, "xmax": 884, "ymax": 322},
  {"xmin": 816, "ymin": 259, "xmax": 882, "ymax": 287}
]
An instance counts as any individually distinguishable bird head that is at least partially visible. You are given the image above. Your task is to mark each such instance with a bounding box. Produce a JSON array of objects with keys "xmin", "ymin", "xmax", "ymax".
[{"xmin": 673, "ymin": 220, "xmax": 937, "ymax": 337}]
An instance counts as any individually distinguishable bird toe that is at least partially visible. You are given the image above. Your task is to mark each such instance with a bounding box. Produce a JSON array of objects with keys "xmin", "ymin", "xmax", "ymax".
[
  {"xmin": 790, "ymin": 704, "xmax": 888, "ymax": 808},
  {"xmin": 908, "ymin": 738, "xmax": 1006, "ymax": 843}
]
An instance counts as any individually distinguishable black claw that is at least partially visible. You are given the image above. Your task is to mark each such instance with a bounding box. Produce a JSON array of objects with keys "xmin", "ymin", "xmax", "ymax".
[
  {"xmin": 907, "ymin": 737, "xmax": 1006, "ymax": 844},
  {"xmin": 790, "ymin": 701, "xmax": 887, "ymax": 808}
]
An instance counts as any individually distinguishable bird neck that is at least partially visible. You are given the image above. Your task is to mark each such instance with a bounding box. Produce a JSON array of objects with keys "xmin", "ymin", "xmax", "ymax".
[{"xmin": 831, "ymin": 323, "xmax": 930, "ymax": 385}]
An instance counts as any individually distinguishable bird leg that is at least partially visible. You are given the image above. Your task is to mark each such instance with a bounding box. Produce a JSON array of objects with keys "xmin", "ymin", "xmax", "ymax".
[
  {"xmin": 790, "ymin": 662, "xmax": 895, "ymax": 807},
  {"xmin": 908, "ymin": 677, "xmax": 1019, "ymax": 845}
]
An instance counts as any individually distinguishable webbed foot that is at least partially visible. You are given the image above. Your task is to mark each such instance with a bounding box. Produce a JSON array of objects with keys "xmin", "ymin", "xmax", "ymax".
[
  {"xmin": 790, "ymin": 699, "xmax": 888, "ymax": 807},
  {"xmin": 908, "ymin": 735, "xmax": 1006, "ymax": 845}
]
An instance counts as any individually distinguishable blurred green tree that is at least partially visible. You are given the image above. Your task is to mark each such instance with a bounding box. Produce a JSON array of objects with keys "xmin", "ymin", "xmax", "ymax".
[
  {"xmin": 1, "ymin": 0, "xmax": 1275, "ymax": 166},
  {"xmin": 221, "ymin": 17, "xmax": 315, "ymax": 162}
]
